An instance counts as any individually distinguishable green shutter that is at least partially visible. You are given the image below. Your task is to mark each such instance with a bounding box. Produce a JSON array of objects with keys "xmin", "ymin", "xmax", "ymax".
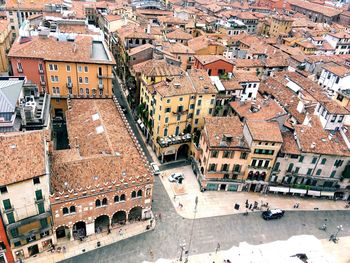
[
  {"xmin": 37, "ymin": 202, "xmax": 45, "ymax": 214},
  {"xmin": 35, "ymin": 190, "xmax": 43, "ymax": 201},
  {"xmin": 40, "ymin": 218, "xmax": 48, "ymax": 228},
  {"xmin": 10, "ymin": 228, "xmax": 18, "ymax": 238},
  {"xmin": 7, "ymin": 212, "xmax": 15, "ymax": 224},
  {"xmin": 3, "ymin": 199, "xmax": 11, "ymax": 210}
]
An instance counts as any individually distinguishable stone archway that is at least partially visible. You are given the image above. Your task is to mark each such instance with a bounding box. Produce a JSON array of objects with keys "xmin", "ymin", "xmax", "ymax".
[
  {"xmin": 128, "ymin": 206, "xmax": 142, "ymax": 222},
  {"xmin": 177, "ymin": 144, "xmax": 189, "ymax": 160},
  {"xmin": 56, "ymin": 226, "xmax": 70, "ymax": 240},
  {"xmin": 112, "ymin": 211, "xmax": 127, "ymax": 226},
  {"xmin": 72, "ymin": 221, "xmax": 86, "ymax": 240},
  {"xmin": 95, "ymin": 215, "xmax": 110, "ymax": 233}
]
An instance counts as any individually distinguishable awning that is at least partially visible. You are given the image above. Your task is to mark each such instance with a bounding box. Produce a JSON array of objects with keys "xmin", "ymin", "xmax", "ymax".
[
  {"xmin": 321, "ymin": 191, "xmax": 335, "ymax": 197},
  {"xmin": 289, "ymin": 188, "xmax": 307, "ymax": 194},
  {"xmin": 139, "ymin": 123, "xmax": 145, "ymax": 130},
  {"xmin": 137, "ymin": 119, "xmax": 142, "ymax": 125},
  {"xmin": 307, "ymin": 190, "xmax": 321, "ymax": 196},
  {"xmin": 269, "ymin": 186, "xmax": 289, "ymax": 193}
]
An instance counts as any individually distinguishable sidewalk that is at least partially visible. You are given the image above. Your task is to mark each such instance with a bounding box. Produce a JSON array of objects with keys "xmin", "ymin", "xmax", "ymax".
[
  {"xmin": 143, "ymin": 235, "xmax": 350, "ymax": 263},
  {"xmin": 160, "ymin": 165, "xmax": 350, "ymax": 219},
  {"xmin": 25, "ymin": 219, "xmax": 155, "ymax": 263}
]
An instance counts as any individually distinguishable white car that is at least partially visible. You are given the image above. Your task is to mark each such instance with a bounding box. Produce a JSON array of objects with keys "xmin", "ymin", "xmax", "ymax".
[
  {"xmin": 168, "ymin": 173, "xmax": 184, "ymax": 183},
  {"xmin": 150, "ymin": 162, "xmax": 160, "ymax": 176}
]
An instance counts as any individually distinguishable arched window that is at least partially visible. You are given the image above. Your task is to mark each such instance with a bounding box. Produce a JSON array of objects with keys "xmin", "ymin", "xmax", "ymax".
[
  {"xmin": 114, "ymin": 195, "xmax": 119, "ymax": 203},
  {"xmin": 102, "ymin": 198, "xmax": 108, "ymax": 206},
  {"xmin": 131, "ymin": 191, "xmax": 136, "ymax": 198},
  {"xmin": 95, "ymin": 199, "xmax": 101, "ymax": 207},
  {"xmin": 63, "ymin": 207, "xmax": 69, "ymax": 215},
  {"xmin": 70, "ymin": 206, "xmax": 76, "ymax": 213},
  {"xmin": 120, "ymin": 194, "xmax": 126, "ymax": 201},
  {"xmin": 137, "ymin": 190, "xmax": 142, "ymax": 197}
]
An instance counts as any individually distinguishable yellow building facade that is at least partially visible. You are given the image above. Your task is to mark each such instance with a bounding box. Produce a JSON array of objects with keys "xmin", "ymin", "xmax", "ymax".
[
  {"xmin": 269, "ymin": 15, "xmax": 293, "ymax": 37},
  {"xmin": 0, "ymin": 19, "xmax": 11, "ymax": 73},
  {"xmin": 139, "ymin": 68, "xmax": 217, "ymax": 162}
]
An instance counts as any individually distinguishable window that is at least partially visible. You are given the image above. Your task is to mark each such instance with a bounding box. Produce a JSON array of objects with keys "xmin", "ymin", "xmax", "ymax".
[
  {"xmin": 69, "ymin": 206, "xmax": 76, "ymax": 213},
  {"xmin": 6, "ymin": 212, "xmax": 15, "ymax": 224},
  {"xmin": 287, "ymin": 163, "xmax": 294, "ymax": 173},
  {"xmin": 316, "ymin": 169, "xmax": 322, "ymax": 176},
  {"xmin": 211, "ymin": 150, "xmax": 218, "ymax": 158},
  {"xmin": 311, "ymin": 157, "xmax": 317, "ymax": 164},
  {"xmin": 337, "ymin": 94, "xmax": 344, "ymax": 102},
  {"xmin": 3, "ymin": 199, "xmax": 11, "ymax": 210},
  {"xmin": 33, "ymin": 177, "xmax": 40, "ymax": 185},
  {"xmin": 84, "ymin": 66, "xmax": 88, "ymax": 72},
  {"xmin": 294, "ymin": 167, "xmax": 300, "ymax": 174},
  {"xmin": 37, "ymin": 202, "xmax": 45, "ymax": 214},
  {"xmin": 164, "ymin": 128, "xmax": 168, "ymax": 136},
  {"xmin": 273, "ymin": 162, "xmax": 280, "ymax": 171},
  {"xmin": 165, "ymin": 117, "xmax": 169, "ymax": 123},
  {"xmin": 49, "ymin": 64, "xmax": 58, "ymax": 71},
  {"xmin": 194, "ymin": 119, "xmax": 199, "ymax": 125},
  {"xmin": 67, "ymin": 76, "xmax": 72, "ymax": 83},
  {"xmin": 208, "ymin": 163, "xmax": 217, "ymax": 171},
  {"xmin": 35, "ymin": 190, "xmax": 43, "ymax": 201},
  {"xmin": 240, "ymin": 152, "xmax": 248, "ymax": 159},
  {"xmin": 165, "ymin": 107, "xmax": 171, "ymax": 113},
  {"xmin": 175, "ymin": 126, "xmax": 179, "ymax": 135},
  {"xmin": 210, "ymin": 98, "xmax": 215, "ymax": 105},
  {"xmin": 334, "ymin": 159, "xmax": 344, "ymax": 167},
  {"xmin": 321, "ymin": 158, "xmax": 327, "ymax": 165},
  {"xmin": 38, "ymin": 63, "xmax": 44, "ymax": 72},
  {"xmin": 338, "ymin": 115, "xmax": 344, "ymax": 123},
  {"xmin": 330, "ymin": 170, "xmax": 336, "ymax": 178},
  {"xmin": 196, "ymin": 109, "xmax": 200, "ymax": 115},
  {"xmin": 137, "ymin": 190, "xmax": 142, "ymax": 197},
  {"xmin": 80, "ymin": 88, "xmax": 84, "ymax": 95},
  {"xmin": 166, "ymin": 99, "xmax": 171, "ymax": 103},
  {"xmin": 114, "ymin": 195, "xmax": 119, "ymax": 202},
  {"xmin": 95, "ymin": 199, "xmax": 101, "ymax": 207},
  {"xmin": 120, "ymin": 194, "xmax": 126, "ymax": 201},
  {"xmin": 78, "ymin": 66, "xmax": 82, "ymax": 72},
  {"xmin": 190, "ymin": 104, "xmax": 194, "ymax": 109},
  {"xmin": 331, "ymin": 115, "xmax": 337, "ymax": 123},
  {"xmin": 102, "ymin": 198, "xmax": 108, "ymax": 206},
  {"xmin": 40, "ymin": 218, "xmax": 48, "ymax": 228},
  {"xmin": 131, "ymin": 191, "xmax": 137, "ymax": 198},
  {"xmin": 221, "ymin": 164, "xmax": 229, "ymax": 172},
  {"xmin": 66, "ymin": 65, "xmax": 71, "ymax": 72},
  {"xmin": 233, "ymin": 164, "xmax": 241, "ymax": 172},
  {"xmin": 51, "ymin": 76, "xmax": 58, "ymax": 82},
  {"xmin": 307, "ymin": 168, "xmax": 312, "ymax": 175},
  {"xmin": 299, "ymin": 156, "xmax": 304, "ymax": 163},
  {"xmin": 84, "ymin": 77, "xmax": 89, "ymax": 84},
  {"xmin": 335, "ymin": 76, "xmax": 340, "ymax": 84},
  {"xmin": 79, "ymin": 77, "xmax": 83, "ymax": 83},
  {"xmin": 197, "ymin": 100, "xmax": 202, "ymax": 106},
  {"xmin": 10, "ymin": 228, "xmax": 18, "ymax": 238},
  {"xmin": 223, "ymin": 151, "xmax": 232, "ymax": 158},
  {"xmin": 86, "ymin": 88, "xmax": 89, "ymax": 95},
  {"xmin": 63, "ymin": 207, "xmax": 69, "ymax": 215},
  {"xmin": 179, "ymin": 97, "xmax": 183, "ymax": 101}
]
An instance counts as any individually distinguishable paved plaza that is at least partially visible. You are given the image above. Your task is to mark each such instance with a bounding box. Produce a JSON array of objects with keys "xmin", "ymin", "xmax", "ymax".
[{"xmin": 160, "ymin": 165, "xmax": 350, "ymax": 219}]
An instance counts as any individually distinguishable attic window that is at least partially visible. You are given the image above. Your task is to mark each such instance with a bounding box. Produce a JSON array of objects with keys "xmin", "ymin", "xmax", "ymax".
[
  {"xmin": 92, "ymin": 113, "xmax": 100, "ymax": 121},
  {"xmin": 223, "ymin": 134, "xmax": 233, "ymax": 142},
  {"xmin": 174, "ymin": 83, "xmax": 181, "ymax": 88},
  {"xmin": 96, "ymin": 125, "xmax": 104, "ymax": 134},
  {"xmin": 199, "ymin": 76, "xmax": 204, "ymax": 80},
  {"xmin": 9, "ymin": 144, "xmax": 16, "ymax": 149}
]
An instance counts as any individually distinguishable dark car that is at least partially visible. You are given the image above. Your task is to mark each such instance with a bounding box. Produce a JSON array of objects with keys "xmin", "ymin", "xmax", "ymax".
[{"xmin": 262, "ymin": 209, "xmax": 284, "ymax": 220}]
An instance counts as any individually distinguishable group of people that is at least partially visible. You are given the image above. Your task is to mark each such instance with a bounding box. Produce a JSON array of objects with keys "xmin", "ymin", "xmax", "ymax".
[{"xmin": 245, "ymin": 199, "xmax": 267, "ymax": 211}]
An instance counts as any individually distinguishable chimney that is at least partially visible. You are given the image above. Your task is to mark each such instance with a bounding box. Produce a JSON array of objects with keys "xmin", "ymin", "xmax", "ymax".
[
  {"xmin": 147, "ymin": 24, "xmax": 151, "ymax": 34},
  {"xmin": 328, "ymin": 133, "xmax": 334, "ymax": 140},
  {"xmin": 73, "ymin": 43, "xmax": 77, "ymax": 53},
  {"xmin": 310, "ymin": 142, "xmax": 316, "ymax": 149}
]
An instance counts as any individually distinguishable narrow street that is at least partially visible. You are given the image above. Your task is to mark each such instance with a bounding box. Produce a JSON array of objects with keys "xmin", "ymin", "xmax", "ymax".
[{"xmin": 61, "ymin": 78, "xmax": 350, "ymax": 263}]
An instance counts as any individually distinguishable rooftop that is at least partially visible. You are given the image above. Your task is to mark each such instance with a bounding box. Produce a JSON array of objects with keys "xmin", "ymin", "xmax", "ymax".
[
  {"xmin": 0, "ymin": 131, "xmax": 46, "ymax": 186},
  {"xmin": 166, "ymin": 29, "xmax": 193, "ymax": 40},
  {"xmin": 204, "ymin": 116, "xmax": 248, "ymax": 148},
  {"xmin": 322, "ymin": 62, "xmax": 350, "ymax": 78},
  {"xmin": 194, "ymin": 55, "xmax": 233, "ymax": 65},
  {"xmin": 246, "ymin": 120, "xmax": 283, "ymax": 143},
  {"xmin": 281, "ymin": 131, "xmax": 301, "ymax": 155},
  {"xmin": 132, "ymin": 59, "xmax": 184, "ymax": 77},
  {"xmin": 8, "ymin": 36, "xmax": 115, "ymax": 64},
  {"xmin": 51, "ymin": 99, "xmax": 151, "ymax": 193}
]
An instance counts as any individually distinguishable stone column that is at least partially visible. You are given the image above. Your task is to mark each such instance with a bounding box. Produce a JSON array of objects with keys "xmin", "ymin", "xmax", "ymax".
[
  {"xmin": 69, "ymin": 227, "xmax": 74, "ymax": 241},
  {"xmin": 86, "ymin": 222, "xmax": 95, "ymax": 236}
]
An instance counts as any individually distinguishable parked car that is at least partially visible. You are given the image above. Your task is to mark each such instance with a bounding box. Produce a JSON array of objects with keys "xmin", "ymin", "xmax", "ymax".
[
  {"xmin": 168, "ymin": 173, "xmax": 184, "ymax": 183},
  {"xmin": 262, "ymin": 209, "xmax": 285, "ymax": 220},
  {"xmin": 150, "ymin": 162, "xmax": 160, "ymax": 176}
]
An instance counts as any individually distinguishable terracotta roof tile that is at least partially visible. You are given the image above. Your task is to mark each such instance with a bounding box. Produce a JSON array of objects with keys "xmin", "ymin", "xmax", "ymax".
[
  {"xmin": 194, "ymin": 55, "xmax": 233, "ymax": 65},
  {"xmin": 166, "ymin": 29, "xmax": 193, "ymax": 40},
  {"xmin": 322, "ymin": 62, "xmax": 350, "ymax": 78},
  {"xmin": 281, "ymin": 131, "xmax": 301, "ymax": 154},
  {"xmin": 246, "ymin": 120, "xmax": 283, "ymax": 142},
  {"xmin": 0, "ymin": 131, "xmax": 46, "ymax": 186}
]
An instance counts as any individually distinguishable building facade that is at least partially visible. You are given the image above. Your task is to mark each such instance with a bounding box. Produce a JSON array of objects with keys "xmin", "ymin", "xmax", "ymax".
[
  {"xmin": 0, "ymin": 131, "xmax": 53, "ymax": 261},
  {"xmin": 0, "ymin": 19, "xmax": 11, "ymax": 74}
]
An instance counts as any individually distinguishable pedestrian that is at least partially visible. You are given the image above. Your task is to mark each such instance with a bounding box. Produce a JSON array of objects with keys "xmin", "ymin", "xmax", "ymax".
[
  {"xmin": 296, "ymin": 203, "xmax": 300, "ymax": 208},
  {"xmin": 215, "ymin": 242, "xmax": 220, "ymax": 253},
  {"xmin": 108, "ymin": 227, "xmax": 111, "ymax": 234},
  {"xmin": 174, "ymin": 195, "xmax": 176, "ymax": 201},
  {"xmin": 158, "ymin": 212, "xmax": 162, "ymax": 221},
  {"xmin": 245, "ymin": 199, "xmax": 249, "ymax": 205},
  {"xmin": 62, "ymin": 246, "xmax": 66, "ymax": 253},
  {"xmin": 249, "ymin": 203, "xmax": 252, "ymax": 210},
  {"xmin": 119, "ymin": 228, "xmax": 123, "ymax": 236},
  {"xmin": 149, "ymin": 248, "xmax": 154, "ymax": 258}
]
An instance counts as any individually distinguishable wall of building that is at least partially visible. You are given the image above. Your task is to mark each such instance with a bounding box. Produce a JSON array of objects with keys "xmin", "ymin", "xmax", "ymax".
[
  {"xmin": 0, "ymin": 215, "xmax": 14, "ymax": 263},
  {"xmin": 194, "ymin": 60, "xmax": 233, "ymax": 76}
]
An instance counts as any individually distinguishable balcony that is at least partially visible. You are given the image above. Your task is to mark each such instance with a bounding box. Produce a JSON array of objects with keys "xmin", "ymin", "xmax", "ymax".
[
  {"xmin": 34, "ymin": 196, "xmax": 45, "ymax": 203},
  {"xmin": 6, "ymin": 211, "xmax": 51, "ymax": 231},
  {"xmin": 172, "ymin": 109, "xmax": 188, "ymax": 115},
  {"xmin": 3, "ymin": 205, "xmax": 14, "ymax": 213},
  {"xmin": 17, "ymin": 67, "xmax": 23, "ymax": 73},
  {"xmin": 97, "ymin": 74, "xmax": 113, "ymax": 79},
  {"xmin": 66, "ymin": 82, "xmax": 73, "ymax": 88},
  {"xmin": 40, "ymin": 80, "xmax": 46, "ymax": 86},
  {"xmin": 157, "ymin": 133, "xmax": 192, "ymax": 148},
  {"xmin": 38, "ymin": 68, "xmax": 44, "ymax": 74},
  {"xmin": 248, "ymin": 165, "xmax": 271, "ymax": 170},
  {"xmin": 98, "ymin": 83, "xmax": 104, "ymax": 90}
]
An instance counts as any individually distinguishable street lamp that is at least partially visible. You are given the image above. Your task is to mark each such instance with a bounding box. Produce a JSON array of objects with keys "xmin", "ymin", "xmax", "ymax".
[
  {"xmin": 179, "ymin": 241, "xmax": 186, "ymax": 262},
  {"xmin": 334, "ymin": 225, "xmax": 343, "ymax": 239}
]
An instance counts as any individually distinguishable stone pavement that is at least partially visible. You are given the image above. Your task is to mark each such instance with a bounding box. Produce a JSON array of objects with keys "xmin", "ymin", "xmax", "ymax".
[
  {"xmin": 160, "ymin": 165, "xmax": 350, "ymax": 219},
  {"xmin": 24, "ymin": 219, "xmax": 155, "ymax": 263},
  {"xmin": 143, "ymin": 235, "xmax": 350, "ymax": 263}
]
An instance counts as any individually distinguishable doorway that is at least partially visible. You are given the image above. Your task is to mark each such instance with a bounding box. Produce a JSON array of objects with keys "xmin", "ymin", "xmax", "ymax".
[
  {"xmin": 250, "ymin": 184, "xmax": 256, "ymax": 192},
  {"xmin": 28, "ymin": 244, "xmax": 39, "ymax": 257},
  {"xmin": 220, "ymin": 184, "xmax": 226, "ymax": 191}
]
